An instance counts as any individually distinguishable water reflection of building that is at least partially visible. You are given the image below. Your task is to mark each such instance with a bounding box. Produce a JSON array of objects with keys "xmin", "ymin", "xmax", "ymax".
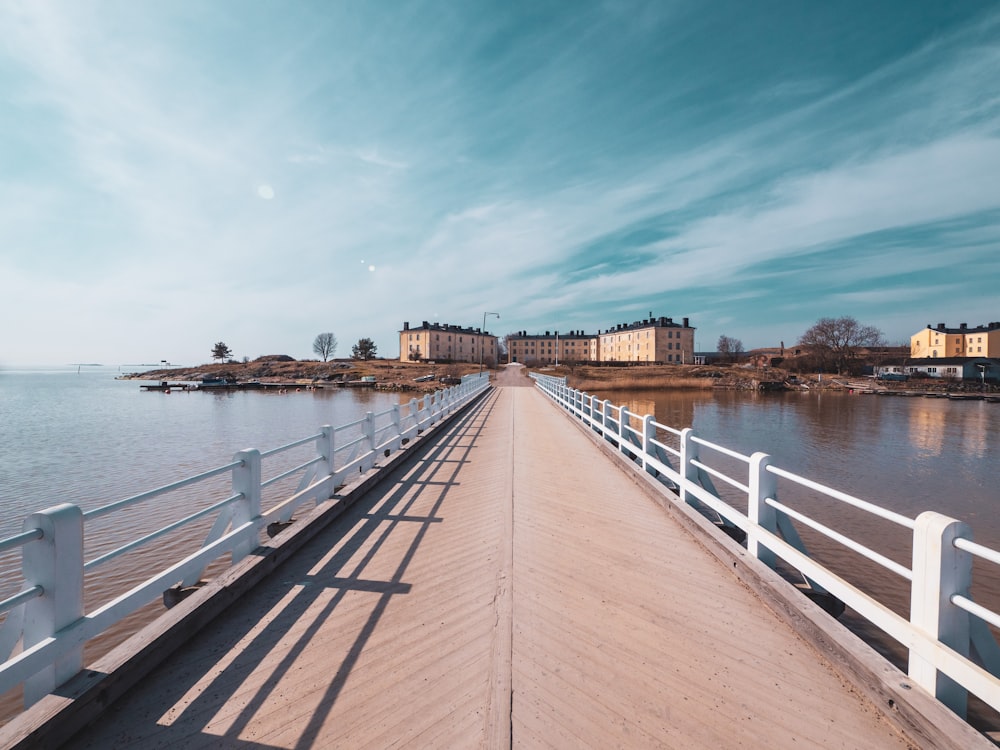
[
  {"xmin": 908, "ymin": 403, "xmax": 947, "ymax": 456},
  {"xmin": 961, "ymin": 406, "xmax": 989, "ymax": 459},
  {"xmin": 590, "ymin": 391, "xmax": 703, "ymax": 433}
]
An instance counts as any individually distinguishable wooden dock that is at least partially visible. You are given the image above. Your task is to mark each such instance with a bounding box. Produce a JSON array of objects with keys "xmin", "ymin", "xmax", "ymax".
[{"xmin": 40, "ymin": 370, "xmax": 983, "ymax": 747}]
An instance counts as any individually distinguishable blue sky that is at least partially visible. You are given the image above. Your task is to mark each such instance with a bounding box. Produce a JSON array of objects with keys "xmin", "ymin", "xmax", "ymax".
[{"xmin": 2, "ymin": 1, "xmax": 999, "ymax": 365}]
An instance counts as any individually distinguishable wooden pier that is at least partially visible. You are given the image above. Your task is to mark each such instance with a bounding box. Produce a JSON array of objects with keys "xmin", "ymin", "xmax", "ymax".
[{"xmin": 7, "ymin": 368, "xmax": 988, "ymax": 748}]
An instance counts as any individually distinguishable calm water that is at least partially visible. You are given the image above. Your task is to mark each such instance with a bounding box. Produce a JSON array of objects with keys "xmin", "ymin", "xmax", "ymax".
[{"xmin": 0, "ymin": 367, "xmax": 407, "ymax": 536}]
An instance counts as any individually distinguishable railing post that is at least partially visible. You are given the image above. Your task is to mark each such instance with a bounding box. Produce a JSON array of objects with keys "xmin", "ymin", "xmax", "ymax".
[
  {"xmin": 679, "ymin": 428, "xmax": 700, "ymax": 508},
  {"xmin": 748, "ymin": 452, "xmax": 778, "ymax": 568},
  {"xmin": 619, "ymin": 406, "xmax": 630, "ymax": 454},
  {"xmin": 317, "ymin": 425, "xmax": 334, "ymax": 483},
  {"xmin": 22, "ymin": 503, "xmax": 84, "ymax": 707},
  {"xmin": 391, "ymin": 404, "xmax": 402, "ymax": 445},
  {"xmin": 419, "ymin": 394, "xmax": 430, "ymax": 428},
  {"xmin": 641, "ymin": 414, "xmax": 655, "ymax": 474},
  {"xmin": 364, "ymin": 411, "xmax": 376, "ymax": 453},
  {"xmin": 407, "ymin": 397, "xmax": 418, "ymax": 436},
  {"xmin": 909, "ymin": 511, "xmax": 972, "ymax": 716},
  {"xmin": 231, "ymin": 449, "xmax": 262, "ymax": 562},
  {"xmin": 602, "ymin": 399, "xmax": 613, "ymax": 435}
]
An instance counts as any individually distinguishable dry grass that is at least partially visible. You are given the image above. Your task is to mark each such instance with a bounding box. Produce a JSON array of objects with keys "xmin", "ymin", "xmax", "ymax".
[
  {"xmin": 570, "ymin": 375, "xmax": 717, "ymax": 391},
  {"xmin": 547, "ymin": 364, "xmax": 727, "ymax": 391}
]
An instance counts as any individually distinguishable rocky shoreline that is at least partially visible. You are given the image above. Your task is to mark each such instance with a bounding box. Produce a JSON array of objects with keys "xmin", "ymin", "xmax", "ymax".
[
  {"xmin": 121, "ymin": 358, "xmax": 992, "ymax": 395},
  {"xmin": 119, "ymin": 358, "xmax": 482, "ymax": 393}
]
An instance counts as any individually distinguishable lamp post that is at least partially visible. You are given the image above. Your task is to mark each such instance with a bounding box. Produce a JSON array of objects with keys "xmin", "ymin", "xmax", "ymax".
[{"xmin": 481, "ymin": 312, "xmax": 500, "ymax": 375}]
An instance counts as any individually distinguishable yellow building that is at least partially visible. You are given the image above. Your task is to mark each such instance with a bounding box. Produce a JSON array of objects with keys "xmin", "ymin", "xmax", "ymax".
[
  {"xmin": 599, "ymin": 316, "xmax": 695, "ymax": 364},
  {"xmin": 910, "ymin": 322, "xmax": 1000, "ymax": 359},
  {"xmin": 506, "ymin": 330, "xmax": 598, "ymax": 365},
  {"xmin": 399, "ymin": 321, "xmax": 498, "ymax": 365}
]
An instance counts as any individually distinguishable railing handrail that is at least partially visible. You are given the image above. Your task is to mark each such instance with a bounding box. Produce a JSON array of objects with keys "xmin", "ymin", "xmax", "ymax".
[
  {"xmin": 0, "ymin": 372, "xmax": 491, "ymax": 709},
  {"xmin": 528, "ymin": 371, "xmax": 1000, "ymax": 721}
]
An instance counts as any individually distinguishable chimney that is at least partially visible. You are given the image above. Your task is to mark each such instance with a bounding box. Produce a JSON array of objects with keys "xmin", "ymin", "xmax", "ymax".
[
  {"xmin": 683, "ymin": 317, "xmax": 689, "ymax": 328},
  {"xmin": 422, "ymin": 320, "xmax": 429, "ymax": 327},
  {"xmin": 403, "ymin": 321, "xmax": 409, "ymax": 331},
  {"xmin": 960, "ymin": 323, "xmax": 968, "ymax": 329},
  {"xmin": 937, "ymin": 323, "xmax": 945, "ymax": 331}
]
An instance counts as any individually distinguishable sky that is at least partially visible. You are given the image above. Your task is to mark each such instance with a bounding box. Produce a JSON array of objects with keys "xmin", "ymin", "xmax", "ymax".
[{"xmin": 2, "ymin": 1, "xmax": 999, "ymax": 366}]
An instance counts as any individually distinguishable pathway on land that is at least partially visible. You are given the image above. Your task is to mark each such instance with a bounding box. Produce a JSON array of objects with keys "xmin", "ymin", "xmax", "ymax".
[{"xmin": 70, "ymin": 374, "xmax": 910, "ymax": 748}]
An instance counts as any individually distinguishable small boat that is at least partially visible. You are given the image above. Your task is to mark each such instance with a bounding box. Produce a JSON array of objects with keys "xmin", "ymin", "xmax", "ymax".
[{"xmin": 141, "ymin": 381, "xmax": 175, "ymax": 391}]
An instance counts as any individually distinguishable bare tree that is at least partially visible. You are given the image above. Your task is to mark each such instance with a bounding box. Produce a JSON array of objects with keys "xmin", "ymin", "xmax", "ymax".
[
  {"xmin": 717, "ymin": 335, "xmax": 744, "ymax": 363},
  {"xmin": 313, "ymin": 332, "xmax": 338, "ymax": 362},
  {"xmin": 798, "ymin": 316, "xmax": 885, "ymax": 374},
  {"xmin": 211, "ymin": 341, "xmax": 232, "ymax": 363}
]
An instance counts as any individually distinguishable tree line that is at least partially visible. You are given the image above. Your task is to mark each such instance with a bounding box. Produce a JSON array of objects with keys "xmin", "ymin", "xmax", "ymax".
[
  {"xmin": 717, "ymin": 315, "xmax": 887, "ymax": 374},
  {"xmin": 209, "ymin": 333, "xmax": 378, "ymax": 364}
]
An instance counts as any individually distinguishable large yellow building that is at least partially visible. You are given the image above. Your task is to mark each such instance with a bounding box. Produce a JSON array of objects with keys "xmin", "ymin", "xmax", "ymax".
[
  {"xmin": 506, "ymin": 330, "xmax": 597, "ymax": 365},
  {"xmin": 599, "ymin": 316, "xmax": 695, "ymax": 364},
  {"xmin": 505, "ymin": 315, "xmax": 695, "ymax": 365},
  {"xmin": 910, "ymin": 322, "xmax": 1000, "ymax": 359},
  {"xmin": 399, "ymin": 321, "xmax": 498, "ymax": 365}
]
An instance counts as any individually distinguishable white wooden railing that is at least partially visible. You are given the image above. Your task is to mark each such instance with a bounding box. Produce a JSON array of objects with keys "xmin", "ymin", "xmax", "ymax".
[
  {"xmin": 0, "ymin": 373, "xmax": 490, "ymax": 708},
  {"xmin": 530, "ymin": 372, "xmax": 1000, "ymax": 720}
]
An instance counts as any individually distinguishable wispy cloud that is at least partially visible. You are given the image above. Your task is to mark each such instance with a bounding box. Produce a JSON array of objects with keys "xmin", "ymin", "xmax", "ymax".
[{"xmin": 355, "ymin": 148, "xmax": 409, "ymax": 170}]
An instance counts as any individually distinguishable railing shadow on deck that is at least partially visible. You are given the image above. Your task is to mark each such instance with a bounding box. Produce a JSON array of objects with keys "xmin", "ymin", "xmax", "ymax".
[
  {"xmin": 67, "ymin": 389, "xmax": 502, "ymax": 749},
  {"xmin": 0, "ymin": 374, "xmax": 492, "ymax": 745}
]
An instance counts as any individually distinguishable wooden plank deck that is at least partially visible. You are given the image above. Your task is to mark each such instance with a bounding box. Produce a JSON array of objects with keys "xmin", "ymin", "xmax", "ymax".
[{"xmin": 66, "ymin": 375, "xmax": 917, "ymax": 748}]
